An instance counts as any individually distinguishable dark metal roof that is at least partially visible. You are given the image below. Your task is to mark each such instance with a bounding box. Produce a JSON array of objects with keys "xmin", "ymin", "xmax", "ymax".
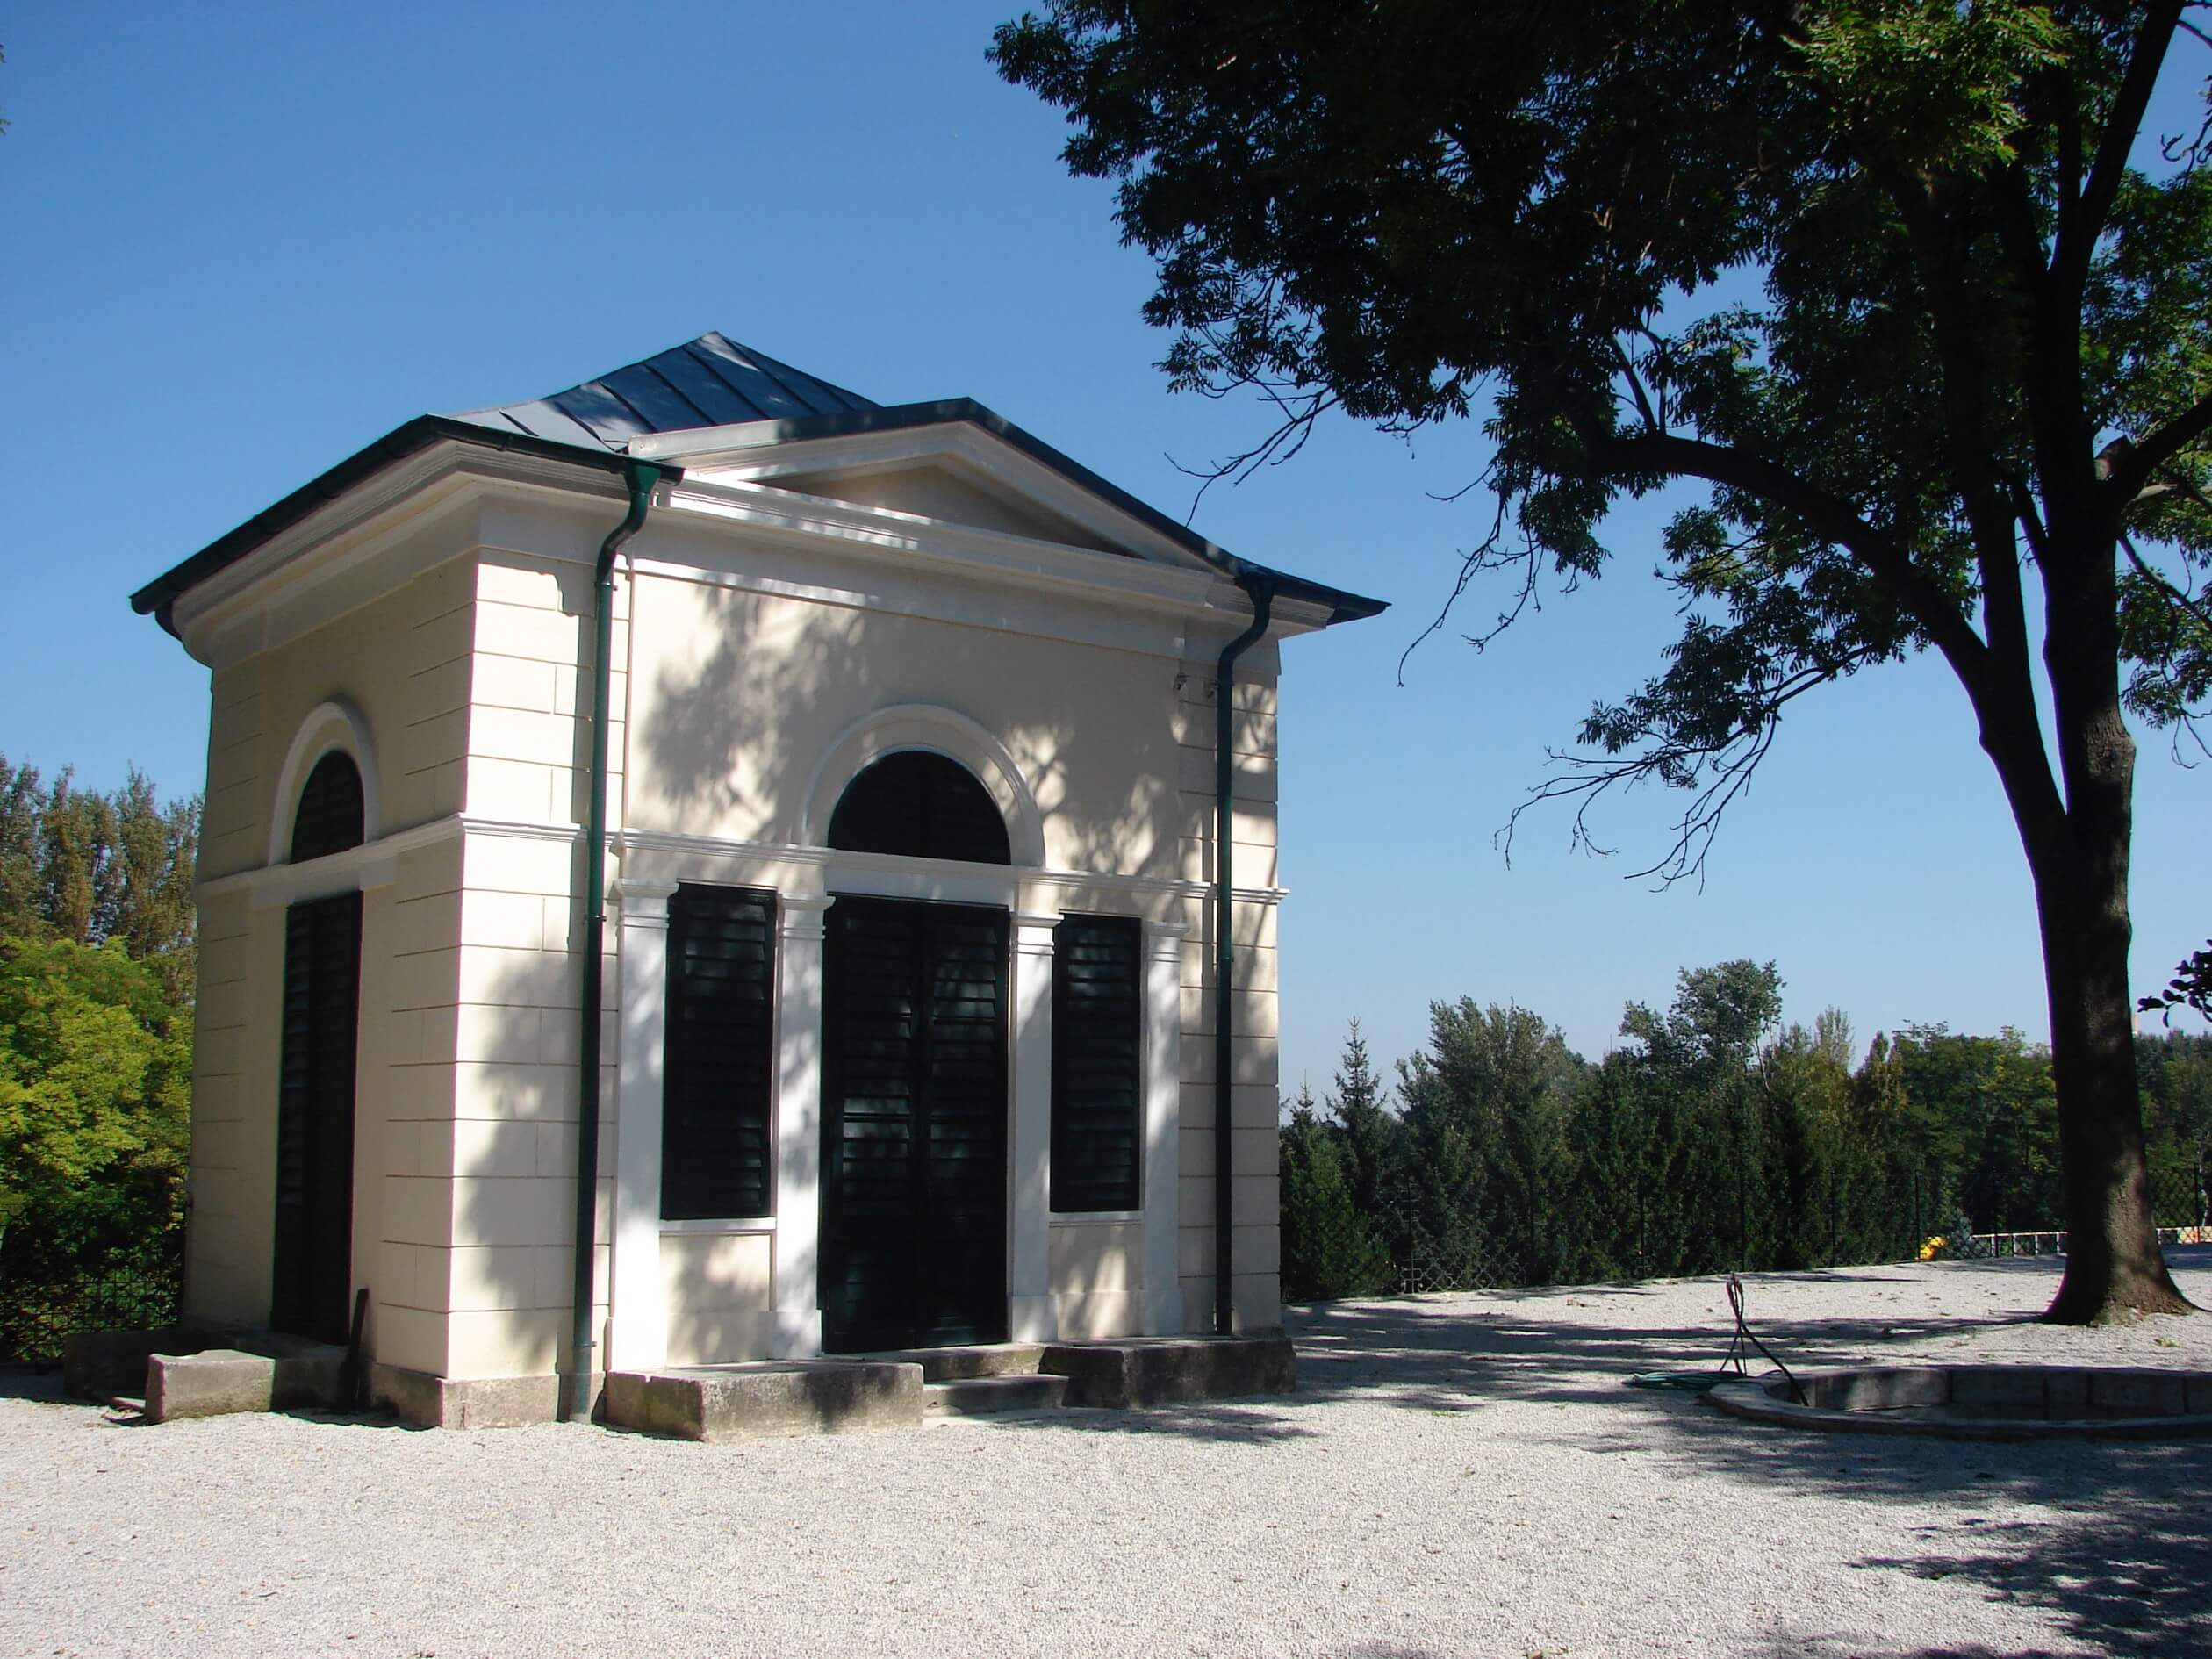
[
  {"xmin": 132, "ymin": 333, "xmax": 1387, "ymax": 636},
  {"xmin": 448, "ymin": 331, "xmax": 876, "ymax": 449}
]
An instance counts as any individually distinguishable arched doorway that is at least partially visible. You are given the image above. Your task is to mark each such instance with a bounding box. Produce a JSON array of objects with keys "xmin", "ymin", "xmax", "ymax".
[
  {"xmin": 270, "ymin": 750, "xmax": 365, "ymax": 1345},
  {"xmin": 820, "ymin": 750, "xmax": 1013, "ymax": 1351}
]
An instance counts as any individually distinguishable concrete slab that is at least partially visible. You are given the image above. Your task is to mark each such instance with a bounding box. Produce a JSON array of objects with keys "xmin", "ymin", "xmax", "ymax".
[
  {"xmin": 605, "ymin": 1361, "xmax": 924, "ymax": 1442},
  {"xmin": 370, "ymin": 1364, "xmax": 561, "ymax": 1430},
  {"xmin": 1040, "ymin": 1336, "xmax": 1296, "ymax": 1408},
  {"xmin": 144, "ymin": 1344, "xmax": 347, "ymax": 1423},
  {"xmin": 924, "ymin": 1374, "xmax": 1066, "ymax": 1416},
  {"xmin": 845, "ymin": 1344, "xmax": 1045, "ymax": 1382}
]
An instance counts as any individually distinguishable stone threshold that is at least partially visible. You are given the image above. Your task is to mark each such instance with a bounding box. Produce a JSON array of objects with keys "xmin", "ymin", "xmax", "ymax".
[{"xmin": 603, "ymin": 1335, "xmax": 1297, "ymax": 1443}]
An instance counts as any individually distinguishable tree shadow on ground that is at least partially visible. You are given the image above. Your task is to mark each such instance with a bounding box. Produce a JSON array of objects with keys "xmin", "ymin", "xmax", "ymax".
[{"xmin": 1025, "ymin": 1256, "xmax": 2212, "ymax": 1653}]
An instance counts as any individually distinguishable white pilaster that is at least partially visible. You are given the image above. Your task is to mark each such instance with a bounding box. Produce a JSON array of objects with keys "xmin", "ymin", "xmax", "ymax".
[
  {"xmin": 607, "ymin": 877, "xmax": 679, "ymax": 1372},
  {"xmin": 1008, "ymin": 910, "xmax": 1059, "ymax": 1342},
  {"xmin": 771, "ymin": 889, "xmax": 832, "ymax": 1358},
  {"xmin": 1143, "ymin": 920, "xmax": 1190, "ymax": 1334}
]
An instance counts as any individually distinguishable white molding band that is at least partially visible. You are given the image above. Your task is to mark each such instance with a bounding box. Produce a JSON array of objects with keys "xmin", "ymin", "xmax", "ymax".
[
  {"xmin": 607, "ymin": 874, "xmax": 675, "ymax": 1372},
  {"xmin": 1008, "ymin": 910, "xmax": 1059, "ymax": 1344},
  {"xmin": 616, "ymin": 822, "xmax": 1286, "ymax": 910},
  {"xmin": 770, "ymin": 887, "xmax": 829, "ymax": 1358},
  {"xmin": 1143, "ymin": 918, "xmax": 1191, "ymax": 1335}
]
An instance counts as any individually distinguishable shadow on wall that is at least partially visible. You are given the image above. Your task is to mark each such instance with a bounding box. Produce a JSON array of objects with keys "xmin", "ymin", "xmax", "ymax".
[
  {"xmin": 635, "ymin": 584, "xmax": 1181, "ymax": 874},
  {"xmin": 439, "ymin": 575, "xmax": 1218, "ymax": 1380}
]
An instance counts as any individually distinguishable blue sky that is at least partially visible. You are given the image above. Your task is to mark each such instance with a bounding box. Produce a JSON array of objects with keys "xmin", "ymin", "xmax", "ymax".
[{"xmin": 4, "ymin": 4, "xmax": 2206, "ymax": 1094}]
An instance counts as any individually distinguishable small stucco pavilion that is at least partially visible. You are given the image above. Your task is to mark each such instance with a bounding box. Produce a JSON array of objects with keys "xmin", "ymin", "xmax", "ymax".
[{"xmin": 130, "ymin": 332, "xmax": 1383, "ymax": 1426}]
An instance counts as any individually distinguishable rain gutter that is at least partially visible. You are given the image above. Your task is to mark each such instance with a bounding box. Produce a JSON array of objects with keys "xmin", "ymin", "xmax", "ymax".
[
  {"xmin": 565, "ymin": 457, "xmax": 678, "ymax": 1422},
  {"xmin": 1212, "ymin": 572, "xmax": 1275, "ymax": 1337}
]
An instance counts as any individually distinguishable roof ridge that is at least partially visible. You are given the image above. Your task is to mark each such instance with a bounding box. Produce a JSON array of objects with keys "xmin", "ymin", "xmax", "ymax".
[{"xmin": 446, "ymin": 331, "xmax": 879, "ymax": 449}]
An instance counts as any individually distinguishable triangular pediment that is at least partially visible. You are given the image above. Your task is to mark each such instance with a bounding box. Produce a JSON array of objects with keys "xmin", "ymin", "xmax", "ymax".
[{"xmin": 755, "ymin": 460, "xmax": 1128, "ymax": 557}]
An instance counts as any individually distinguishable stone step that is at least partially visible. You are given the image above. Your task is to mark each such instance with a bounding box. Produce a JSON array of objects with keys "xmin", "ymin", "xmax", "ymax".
[
  {"xmin": 604, "ymin": 1361, "xmax": 924, "ymax": 1443},
  {"xmin": 846, "ymin": 1343, "xmax": 1046, "ymax": 1383},
  {"xmin": 924, "ymin": 1374, "xmax": 1067, "ymax": 1418}
]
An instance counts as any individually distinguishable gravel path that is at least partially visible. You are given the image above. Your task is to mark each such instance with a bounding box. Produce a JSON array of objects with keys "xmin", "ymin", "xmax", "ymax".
[{"xmin": 4, "ymin": 1253, "xmax": 2209, "ymax": 1658}]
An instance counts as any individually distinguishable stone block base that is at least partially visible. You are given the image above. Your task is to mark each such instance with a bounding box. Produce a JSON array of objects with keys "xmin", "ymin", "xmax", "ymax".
[
  {"xmin": 1041, "ymin": 1336, "xmax": 1296, "ymax": 1408},
  {"xmin": 370, "ymin": 1364, "xmax": 563, "ymax": 1429},
  {"xmin": 147, "ymin": 1346, "xmax": 347, "ymax": 1422},
  {"xmin": 603, "ymin": 1361, "xmax": 923, "ymax": 1442}
]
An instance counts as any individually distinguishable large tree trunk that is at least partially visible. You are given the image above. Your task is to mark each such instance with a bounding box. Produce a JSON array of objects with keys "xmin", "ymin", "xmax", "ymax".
[
  {"xmin": 2019, "ymin": 528, "xmax": 2194, "ymax": 1324},
  {"xmin": 2033, "ymin": 854, "xmax": 2194, "ymax": 1321}
]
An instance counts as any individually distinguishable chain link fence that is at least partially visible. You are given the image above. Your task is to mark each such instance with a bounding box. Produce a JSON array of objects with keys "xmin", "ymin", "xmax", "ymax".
[{"xmin": 0, "ymin": 1233, "xmax": 183, "ymax": 1364}]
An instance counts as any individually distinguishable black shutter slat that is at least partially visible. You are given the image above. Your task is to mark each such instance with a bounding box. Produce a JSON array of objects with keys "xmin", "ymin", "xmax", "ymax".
[
  {"xmin": 661, "ymin": 885, "xmax": 778, "ymax": 1220},
  {"xmin": 1050, "ymin": 914, "xmax": 1143, "ymax": 1213}
]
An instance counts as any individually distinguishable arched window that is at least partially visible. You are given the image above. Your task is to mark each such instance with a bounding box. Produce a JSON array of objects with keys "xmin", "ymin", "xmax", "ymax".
[
  {"xmin": 290, "ymin": 751, "xmax": 365, "ymax": 863},
  {"xmin": 827, "ymin": 750, "xmax": 1011, "ymax": 865}
]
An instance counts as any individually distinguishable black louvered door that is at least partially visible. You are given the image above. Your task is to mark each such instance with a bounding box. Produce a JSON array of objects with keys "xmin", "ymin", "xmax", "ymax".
[
  {"xmin": 271, "ymin": 890, "xmax": 363, "ymax": 1345},
  {"xmin": 822, "ymin": 897, "xmax": 1009, "ymax": 1352}
]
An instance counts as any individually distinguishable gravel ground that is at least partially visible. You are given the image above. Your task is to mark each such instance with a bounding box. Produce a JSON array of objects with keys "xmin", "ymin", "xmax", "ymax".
[{"xmin": 4, "ymin": 1253, "xmax": 2210, "ymax": 1659}]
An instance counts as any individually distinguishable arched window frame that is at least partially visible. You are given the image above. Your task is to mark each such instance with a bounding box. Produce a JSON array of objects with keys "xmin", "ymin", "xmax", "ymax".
[
  {"xmin": 801, "ymin": 704, "xmax": 1044, "ymax": 867},
  {"xmin": 269, "ymin": 700, "xmax": 382, "ymax": 868}
]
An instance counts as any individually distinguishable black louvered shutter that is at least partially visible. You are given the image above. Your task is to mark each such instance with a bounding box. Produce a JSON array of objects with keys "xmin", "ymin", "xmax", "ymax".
[
  {"xmin": 661, "ymin": 885, "xmax": 777, "ymax": 1219},
  {"xmin": 290, "ymin": 751, "xmax": 365, "ymax": 862},
  {"xmin": 1051, "ymin": 914, "xmax": 1143, "ymax": 1212},
  {"xmin": 271, "ymin": 890, "xmax": 362, "ymax": 1344},
  {"xmin": 821, "ymin": 896, "xmax": 1010, "ymax": 1351},
  {"xmin": 826, "ymin": 750, "xmax": 1011, "ymax": 865}
]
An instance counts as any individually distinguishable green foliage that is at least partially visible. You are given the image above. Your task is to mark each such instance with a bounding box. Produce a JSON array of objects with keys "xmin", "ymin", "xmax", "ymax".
[
  {"xmin": 1277, "ymin": 963, "xmax": 2176, "ymax": 1293},
  {"xmin": 0, "ymin": 755, "xmax": 199, "ymax": 997},
  {"xmin": 0, "ymin": 935, "xmax": 190, "ymax": 1256},
  {"xmin": 1398, "ymin": 1002, "xmax": 1586, "ymax": 1285},
  {"xmin": 1327, "ymin": 1017, "xmax": 1401, "ymax": 1216},
  {"xmin": 993, "ymin": 4, "xmax": 2212, "ymax": 844},
  {"xmin": 0, "ymin": 756, "xmax": 198, "ymax": 1352},
  {"xmin": 1279, "ymin": 1082, "xmax": 1394, "ymax": 1300}
]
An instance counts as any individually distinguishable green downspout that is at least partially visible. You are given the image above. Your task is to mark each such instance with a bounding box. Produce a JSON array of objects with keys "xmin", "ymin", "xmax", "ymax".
[
  {"xmin": 565, "ymin": 458, "xmax": 674, "ymax": 1423},
  {"xmin": 1213, "ymin": 573, "xmax": 1274, "ymax": 1337}
]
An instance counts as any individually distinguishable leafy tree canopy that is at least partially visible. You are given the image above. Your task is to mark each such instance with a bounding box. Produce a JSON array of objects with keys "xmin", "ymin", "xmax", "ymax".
[
  {"xmin": 0, "ymin": 935, "xmax": 190, "ymax": 1253},
  {"xmin": 997, "ymin": 0, "xmax": 2211, "ymax": 1320}
]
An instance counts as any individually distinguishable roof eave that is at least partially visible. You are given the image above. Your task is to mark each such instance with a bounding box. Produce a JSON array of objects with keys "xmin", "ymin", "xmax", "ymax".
[{"xmin": 128, "ymin": 416, "xmax": 657, "ymax": 638}]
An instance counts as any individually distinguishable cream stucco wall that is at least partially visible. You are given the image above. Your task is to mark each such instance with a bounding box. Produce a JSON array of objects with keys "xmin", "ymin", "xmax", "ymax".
[
  {"xmin": 181, "ymin": 456, "xmax": 1296, "ymax": 1397},
  {"xmin": 185, "ymin": 557, "xmax": 477, "ymax": 1381}
]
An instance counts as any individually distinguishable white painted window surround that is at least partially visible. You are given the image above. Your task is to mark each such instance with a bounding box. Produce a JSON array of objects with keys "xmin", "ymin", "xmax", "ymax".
[
  {"xmin": 267, "ymin": 700, "xmax": 381, "ymax": 867},
  {"xmin": 801, "ymin": 703, "xmax": 1046, "ymax": 866}
]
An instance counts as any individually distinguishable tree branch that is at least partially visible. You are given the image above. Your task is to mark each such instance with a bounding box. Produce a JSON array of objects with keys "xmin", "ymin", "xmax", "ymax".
[
  {"xmin": 1497, "ymin": 648, "xmax": 1875, "ymax": 889},
  {"xmin": 2122, "ymin": 534, "xmax": 2212, "ymax": 636},
  {"xmin": 2101, "ymin": 391, "xmax": 2212, "ymax": 502},
  {"xmin": 1593, "ymin": 431, "xmax": 1991, "ymax": 679},
  {"xmin": 2058, "ymin": 1, "xmax": 2184, "ymax": 297}
]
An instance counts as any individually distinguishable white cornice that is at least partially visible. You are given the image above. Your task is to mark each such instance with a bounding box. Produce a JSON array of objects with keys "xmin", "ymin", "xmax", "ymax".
[
  {"xmin": 636, "ymin": 419, "xmax": 1222, "ymax": 578},
  {"xmin": 169, "ymin": 429, "xmax": 1331, "ymax": 671},
  {"xmin": 173, "ymin": 444, "xmax": 623, "ymax": 643}
]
